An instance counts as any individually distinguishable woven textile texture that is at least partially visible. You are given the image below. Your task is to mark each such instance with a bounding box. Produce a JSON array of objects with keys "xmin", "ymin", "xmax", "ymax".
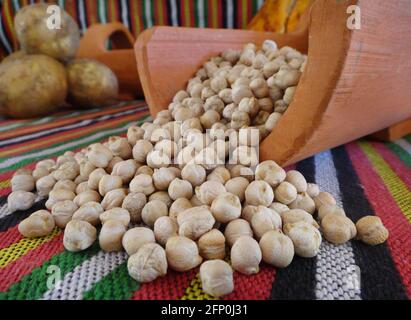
[
  {"xmin": 0, "ymin": 0, "xmax": 265, "ymax": 60},
  {"xmin": 0, "ymin": 102, "xmax": 410, "ymax": 300}
]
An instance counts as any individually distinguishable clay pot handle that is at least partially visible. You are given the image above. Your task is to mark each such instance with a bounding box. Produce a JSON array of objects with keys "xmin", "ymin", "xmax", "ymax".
[{"xmin": 77, "ymin": 22, "xmax": 136, "ymax": 57}]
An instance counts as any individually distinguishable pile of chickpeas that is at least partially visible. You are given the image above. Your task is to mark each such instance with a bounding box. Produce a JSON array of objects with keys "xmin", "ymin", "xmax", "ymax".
[{"xmin": 8, "ymin": 40, "xmax": 389, "ymax": 298}]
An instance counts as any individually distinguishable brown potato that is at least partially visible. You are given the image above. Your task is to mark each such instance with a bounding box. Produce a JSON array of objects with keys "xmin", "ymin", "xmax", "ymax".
[
  {"xmin": 66, "ymin": 59, "xmax": 119, "ymax": 108},
  {"xmin": 14, "ymin": 4, "xmax": 80, "ymax": 62},
  {"xmin": 0, "ymin": 55, "xmax": 68, "ymax": 118}
]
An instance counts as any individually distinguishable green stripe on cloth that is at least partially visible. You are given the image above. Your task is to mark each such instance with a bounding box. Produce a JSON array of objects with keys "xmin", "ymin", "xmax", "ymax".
[
  {"xmin": 387, "ymin": 141, "xmax": 411, "ymax": 167},
  {"xmin": 0, "ymin": 114, "xmax": 151, "ymax": 173},
  {"xmin": 82, "ymin": 263, "xmax": 139, "ymax": 300},
  {"xmin": 404, "ymin": 135, "xmax": 411, "ymax": 144},
  {"xmin": 0, "ymin": 243, "xmax": 100, "ymax": 300}
]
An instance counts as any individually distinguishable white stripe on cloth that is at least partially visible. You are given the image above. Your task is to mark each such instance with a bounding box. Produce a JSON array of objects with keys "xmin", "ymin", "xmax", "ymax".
[
  {"xmin": 121, "ymin": 0, "xmax": 130, "ymax": 29},
  {"xmin": 0, "ymin": 195, "xmax": 43, "ymax": 219},
  {"xmin": 170, "ymin": 0, "xmax": 179, "ymax": 26},
  {"xmin": 0, "ymin": 122, "xmax": 133, "ymax": 170},
  {"xmin": 145, "ymin": 0, "xmax": 153, "ymax": 28},
  {"xmin": 314, "ymin": 150, "xmax": 361, "ymax": 300},
  {"xmin": 42, "ymin": 250, "xmax": 127, "ymax": 300},
  {"xmin": 197, "ymin": 0, "xmax": 205, "ymax": 28},
  {"xmin": 226, "ymin": 0, "xmax": 234, "ymax": 28},
  {"xmin": 0, "ymin": 108, "xmax": 138, "ymax": 148},
  {"xmin": 257, "ymin": 0, "xmax": 264, "ymax": 10},
  {"xmin": 98, "ymin": 0, "xmax": 107, "ymax": 24},
  {"xmin": 78, "ymin": 0, "xmax": 87, "ymax": 34},
  {"xmin": 395, "ymin": 139, "xmax": 411, "ymax": 154}
]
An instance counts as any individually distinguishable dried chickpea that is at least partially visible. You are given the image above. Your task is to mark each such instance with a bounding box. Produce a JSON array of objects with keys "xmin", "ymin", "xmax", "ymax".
[
  {"xmin": 231, "ymin": 236, "xmax": 262, "ymax": 275},
  {"xmin": 51, "ymin": 200, "xmax": 78, "ymax": 228},
  {"xmin": 100, "ymin": 208, "xmax": 130, "ymax": 227},
  {"xmin": 255, "ymin": 160, "xmax": 286, "ymax": 188},
  {"xmin": 283, "ymin": 221, "xmax": 322, "ymax": 258},
  {"xmin": 79, "ymin": 160, "xmax": 96, "ymax": 178},
  {"xmin": 224, "ymin": 177, "xmax": 249, "ymax": 202},
  {"xmin": 274, "ymin": 182, "xmax": 298, "ymax": 205},
  {"xmin": 87, "ymin": 168, "xmax": 106, "ymax": 190},
  {"xmin": 18, "ymin": 210, "xmax": 55, "ymax": 238},
  {"xmin": 198, "ymin": 229, "xmax": 226, "ymax": 260},
  {"xmin": 200, "ymin": 109, "xmax": 221, "ymax": 129},
  {"xmin": 355, "ymin": 216, "xmax": 389, "ymax": 245},
  {"xmin": 129, "ymin": 174, "xmax": 155, "ymax": 195},
  {"xmin": 36, "ymin": 175, "xmax": 56, "ymax": 197},
  {"xmin": 32, "ymin": 167, "xmax": 49, "ymax": 182},
  {"xmin": 259, "ymin": 230, "xmax": 294, "ymax": 268},
  {"xmin": 207, "ymin": 167, "xmax": 231, "ymax": 185},
  {"xmin": 149, "ymin": 191, "xmax": 172, "ymax": 207},
  {"xmin": 111, "ymin": 160, "xmax": 138, "ymax": 183},
  {"xmin": 98, "ymin": 174, "xmax": 123, "ymax": 197},
  {"xmin": 168, "ymin": 178, "xmax": 193, "ymax": 200},
  {"xmin": 54, "ymin": 180, "xmax": 77, "ymax": 193},
  {"xmin": 306, "ymin": 183, "xmax": 320, "ymax": 198},
  {"xmin": 132, "ymin": 140, "xmax": 153, "ymax": 163},
  {"xmin": 241, "ymin": 205, "xmax": 259, "ymax": 223},
  {"xmin": 142, "ymin": 200, "xmax": 168, "ymax": 227},
  {"xmin": 63, "ymin": 220, "xmax": 97, "ymax": 252},
  {"xmin": 120, "ymin": 192, "xmax": 146, "ymax": 223},
  {"xmin": 122, "ymin": 227, "xmax": 155, "ymax": 256},
  {"xmin": 321, "ymin": 214, "xmax": 356, "ymax": 245},
  {"xmin": 181, "ymin": 164, "xmax": 206, "ymax": 187},
  {"xmin": 7, "ymin": 190, "xmax": 36, "ymax": 213},
  {"xmin": 169, "ymin": 198, "xmax": 192, "ymax": 220},
  {"xmin": 52, "ymin": 162, "xmax": 79, "ymax": 181},
  {"xmin": 87, "ymin": 144, "xmax": 113, "ymax": 168},
  {"xmin": 289, "ymin": 192, "xmax": 316, "ymax": 215},
  {"xmin": 99, "ymin": 219, "xmax": 127, "ymax": 252},
  {"xmin": 317, "ymin": 204, "xmax": 346, "ymax": 222},
  {"xmin": 238, "ymin": 97, "xmax": 259, "ymax": 117},
  {"xmin": 46, "ymin": 189, "xmax": 76, "ymax": 210},
  {"xmin": 154, "ymin": 216, "xmax": 178, "ymax": 246},
  {"xmin": 265, "ymin": 112, "xmax": 282, "ymax": 131},
  {"xmin": 195, "ymin": 180, "xmax": 226, "ymax": 205},
  {"xmin": 285, "ymin": 170, "xmax": 307, "ymax": 193},
  {"xmin": 127, "ymin": 126, "xmax": 145, "ymax": 145},
  {"xmin": 101, "ymin": 188, "xmax": 127, "ymax": 210},
  {"xmin": 74, "ymin": 190, "xmax": 101, "ymax": 207},
  {"xmin": 165, "ymin": 236, "xmax": 202, "ymax": 272},
  {"xmin": 269, "ymin": 202, "xmax": 290, "ymax": 216},
  {"xmin": 224, "ymin": 219, "xmax": 253, "ymax": 247},
  {"xmin": 177, "ymin": 206, "xmax": 215, "ymax": 240},
  {"xmin": 229, "ymin": 165, "xmax": 254, "ymax": 182},
  {"xmin": 251, "ymin": 206, "xmax": 282, "ymax": 239},
  {"xmin": 200, "ymin": 260, "xmax": 234, "ymax": 297},
  {"xmin": 128, "ymin": 243, "xmax": 168, "ymax": 283},
  {"xmin": 36, "ymin": 159, "xmax": 55, "ymax": 171},
  {"xmin": 282, "ymin": 209, "xmax": 319, "ymax": 228},
  {"xmin": 245, "ymin": 180, "xmax": 274, "ymax": 206},
  {"xmin": 313, "ymin": 192, "xmax": 337, "ymax": 211},
  {"xmin": 11, "ymin": 174, "xmax": 35, "ymax": 192},
  {"xmin": 72, "ymin": 201, "xmax": 103, "ymax": 226},
  {"xmin": 210, "ymin": 193, "xmax": 241, "ymax": 223},
  {"xmin": 230, "ymin": 110, "xmax": 250, "ymax": 129}
]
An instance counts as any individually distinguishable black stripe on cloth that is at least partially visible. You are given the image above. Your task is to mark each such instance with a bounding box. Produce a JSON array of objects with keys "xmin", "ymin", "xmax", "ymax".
[
  {"xmin": 221, "ymin": 0, "xmax": 227, "ymax": 28},
  {"xmin": 0, "ymin": 105, "xmax": 148, "ymax": 148},
  {"xmin": 331, "ymin": 146, "xmax": 408, "ymax": 300},
  {"xmin": 0, "ymin": 195, "xmax": 7, "ymax": 207},
  {"xmin": 123, "ymin": 0, "xmax": 132, "ymax": 33},
  {"xmin": 270, "ymin": 156, "xmax": 317, "ymax": 300},
  {"xmin": 165, "ymin": 0, "xmax": 173, "ymax": 26},
  {"xmin": 0, "ymin": 199, "xmax": 46, "ymax": 232},
  {"xmin": 232, "ymin": 0, "xmax": 238, "ymax": 29}
]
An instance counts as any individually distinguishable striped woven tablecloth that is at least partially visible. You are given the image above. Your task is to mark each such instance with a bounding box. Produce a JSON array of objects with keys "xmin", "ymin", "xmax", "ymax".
[{"xmin": 0, "ymin": 102, "xmax": 410, "ymax": 300}]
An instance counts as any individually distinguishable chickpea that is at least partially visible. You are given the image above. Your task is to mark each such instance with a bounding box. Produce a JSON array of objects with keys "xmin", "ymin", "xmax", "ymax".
[
  {"xmin": 224, "ymin": 219, "xmax": 253, "ymax": 247},
  {"xmin": 181, "ymin": 163, "xmax": 206, "ymax": 187},
  {"xmin": 229, "ymin": 165, "xmax": 254, "ymax": 182},
  {"xmin": 18, "ymin": 210, "xmax": 55, "ymax": 238},
  {"xmin": 73, "ymin": 190, "xmax": 101, "ymax": 207},
  {"xmin": 11, "ymin": 174, "xmax": 35, "ymax": 192},
  {"xmin": 149, "ymin": 191, "xmax": 173, "ymax": 207},
  {"xmin": 32, "ymin": 167, "xmax": 49, "ymax": 182},
  {"xmin": 273, "ymin": 67, "xmax": 301, "ymax": 89},
  {"xmin": 355, "ymin": 216, "xmax": 389, "ymax": 245},
  {"xmin": 36, "ymin": 159, "xmax": 55, "ymax": 171},
  {"xmin": 87, "ymin": 168, "xmax": 106, "ymax": 190},
  {"xmin": 274, "ymin": 99, "xmax": 288, "ymax": 114},
  {"xmin": 169, "ymin": 198, "xmax": 193, "ymax": 220},
  {"xmin": 244, "ymin": 180, "xmax": 274, "ymax": 207},
  {"xmin": 254, "ymin": 160, "xmax": 285, "ymax": 188},
  {"xmin": 142, "ymin": 200, "xmax": 168, "ymax": 227},
  {"xmin": 168, "ymin": 178, "xmax": 193, "ymax": 200},
  {"xmin": 274, "ymin": 182, "xmax": 297, "ymax": 205},
  {"xmin": 136, "ymin": 165, "xmax": 154, "ymax": 176},
  {"xmin": 101, "ymin": 188, "xmax": 127, "ymax": 210},
  {"xmin": 129, "ymin": 174, "xmax": 155, "ymax": 195},
  {"xmin": 46, "ymin": 189, "xmax": 76, "ymax": 210},
  {"xmin": 200, "ymin": 260, "xmax": 234, "ymax": 297},
  {"xmin": 195, "ymin": 180, "xmax": 226, "ymax": 205},
  {"xmin": 269, "ymin": 202, "xmax": 290, "ymax": 216},
  {"xmin": 283, "ymin": 86, "xmax": 297, "ymax": 104},
  {"xmin": 321, "ymin": 214, "xmax": 356, "ymax": 245},
  {"xmin": 317, "ymin": 204, "xmax": 346, "ymax": 222},
  {"xmin": 210, "ymin": 193, "xmax": 241, "ymax": 223},
  {"xmin": 283, "ymin": 221, "xmax": 322, "ymax": 258},
  {"xmin": 36, "ymin": 175, "xmax": 56, "ymax": 197},
  {"xmin": 128, "ymin": 243, "xmax": 168, "ymax": 283},
  {"xmin": 177, "ymin": 206, "xmax": 215, "ymax": 240},
  {"xmin": 146, "ymin": 150, "xmax": 171, "ymax": 168},
  {"xmin": 122, "ymin": 227, "xmax": 156, "ymax": 256},
  {"xmin": 79, "ymin": 160, "xmax": 96, "ymax": 179},
  {"xmin": 285, "ymin": 170, "xmax": 307, "ymax": 193},
  {"xmin": 231, "ymin": 236, "xmax": 261, "ymax": 275},
  {"xmin": 251, "ymin": 206, "xmax": 282, "ymax": 239},
  {"xmin": 51, "ymin": 200, "xmax": 78, "ymax": 228},
  {"xmin": 100, "ymin": 208, "xmax": 130, "ymax": 227},
  {"xmin": 154, "ymin": 216, "xmax": 178, "ymax": 246},
  {"xmin": 72, "ymin": 201, "xmax": 103, "ymax": 226},
  {"xmin": 111, "ymin": 160, "xmax": 139, "ymax": 183},
  {"xmin": 165, "ymin": 236, "xmax": 202, "ymax": 272},
  {"xmin": 224, "ymin": 177, "xmax": 249, "ymax": 202},
  {"xmin": 98, "ymin": 174, "xmax": 123, "ymax": 197},
  {"xmin": 200, "ymin": 109, "xmax": 221, "ymax": 129},
  {"xmin": 7, "ymin": 190, "xmax": 36, "ymax": 213},
  {"xmin": 87, "ymin": 144, "xmax": 113, "ymax": 168},
  {"xmin": 204, "ymin": 95, "xmax": 225, "ymax": 115},
  {"xmin": 207, "ymin": 167, "xmax": 231, "ymax": 185},
  {"xmin": 222, "ymin": 104, "xmax": 237, "ymax": 120},
  {"xmin": 289, "ymin": 193, "xmax": 316, "ymax": 215},
  {"xmin": 259, "ymin": 230, "xmax": 294, "ymax": 268},
  {"xmin": 313, "ymin": 192, "xmax": 337, "ymax": 211},
  {"xmin": 63, "ymin": 220, "xmax": 97, "ymax": 252},
  {"xmin": 230, "ymin": 110, "xmax": 250, "ymax": 129},
  {"xmin": 241, "ymin": 205, "xmax": 259, "ymax": 223},
  {"xmin": 306, "ymin": 183, "xmax": 320, "ymax": 198},
  {"xmin": 198, "ymin": 229, "xmax": 226, "ymax": 260},
  {"xmin": 282, "ymin": 209, "xmax": 318, "ymax": 228},
  {"xmin": 98, "ymin": 219, "xmax": 126, "ymax": 252},
  {"xmin": 132, "ymin": 140, "xmax": 153, "ymax": 163},
  {"xmin": 265, "ymin": 112, "xmax": 282, "ymax": 131},
  {"xmin": 54, "ymin": 180, "xmax": 77, "ymax": 193},
  {"xmin": 127, "ymin": 126, "xmax": 145, "ymax": 145},
  {"xmin": 52, "ymin": 162, "xmax": 79, "ymax": 181}
]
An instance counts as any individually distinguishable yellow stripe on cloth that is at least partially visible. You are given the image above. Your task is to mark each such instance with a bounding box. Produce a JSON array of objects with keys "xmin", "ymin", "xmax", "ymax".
[
  {"xmin": 359, "ymin": 141, "xmax": 411, "ymax": 223},
  {"xmin": 0, "ymin": 179, "xmax": 11, "ymax": 190},
  {"xmin": 0, "ymin": 228, "xmax": 60, "ymax": 268},
  {"xmin": 181, "ymin": 273, "xmax": 217, "ymax": 300}
]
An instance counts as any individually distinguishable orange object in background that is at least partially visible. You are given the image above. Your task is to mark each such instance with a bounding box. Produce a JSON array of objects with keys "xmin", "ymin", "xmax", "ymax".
[{"xmin": 248, "ymin": 0, "xmax": 313, "ymax": 33}]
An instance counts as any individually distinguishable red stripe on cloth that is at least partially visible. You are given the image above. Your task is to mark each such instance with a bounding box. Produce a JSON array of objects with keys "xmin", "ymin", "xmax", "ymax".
[
  {"xmin": 223, "ymin": 266, "xmax": 275, "ymax": 300},
  {"xmin": 347, "ymin": 142, "xmax": 411, "ymax": 298},
  {"xmin": 189, "ymin": 0, "xmax": 195, "ymax": 27},
  {"xmin": 0, "ymin": 227, "xmax": 23, "ymax": 250},
  {"xmin": 0, "ymin": 233, "xmax": 64, "ymax": 292},
  {"xmin": 131, "ymin": 269, "xmax": 197, "ymax": 300},
  {"xmin": 370, "ymin": 142, "xmax": 411, "ymax": 189}
]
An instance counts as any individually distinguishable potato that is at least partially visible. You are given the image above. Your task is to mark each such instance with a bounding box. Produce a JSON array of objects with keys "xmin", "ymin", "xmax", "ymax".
[
  {"xmin": 67, "ymin": 59, "xmax": 119, "ymax": 108},
  {"xmin": 14, "ymin": 4, "xmax": 80, "ymax": 62},
  {"xmin": 0, "ymin": 55, "xmax": 68, "ymax": 118}
]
